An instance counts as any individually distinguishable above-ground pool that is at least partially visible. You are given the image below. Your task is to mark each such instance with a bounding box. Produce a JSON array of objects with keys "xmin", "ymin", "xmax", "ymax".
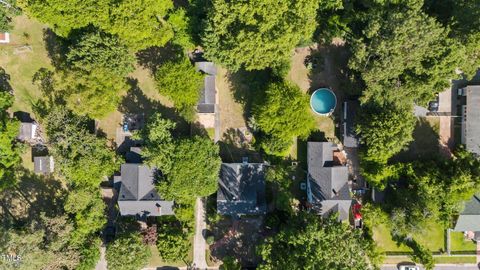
[{"xmin": 310, "ymin": 88, "xmax": 337, "ymax": 116}]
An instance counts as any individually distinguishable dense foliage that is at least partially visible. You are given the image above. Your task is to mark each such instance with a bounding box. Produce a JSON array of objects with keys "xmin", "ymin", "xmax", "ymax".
[
  {"xmin": 0, "ymin": 68, "xmax": 20, "ymax": 191},
  {"xmin": 253, "ymin": 81, "xmax": 315, "ymax": 156},
  {"xmin": 202, "ymin": 0, "xmax": 319, "ymax": 71},
  {"xmin": 155, "ymin": 57, "xmax": 204, "ymax": 121},
  {"xmin": 66, "ymin": 30, "xmax": 134, "ymax": 77},
  {"xmin": 0, "ymin": 5, "xmax": 12, "ymax": 32},
  {"xmin": 156, "ymin": 222, "xmax": 191, "ymax": 263},
  {"xmin": 43, "ymin": 107, "xmax": 120, "ymax": 187},
  {"xmin": 258, "ymin": 213, "xmax": 379, "ymax": 270},
  {"xmin": 106, "ymin": 232, "xmax": 151, "ymax": 270},
  {"xmin": 19, "ymin": 0, "xmax": 181, "ymax": 50},
  {"xmin": 159, "ymin": 136, "xmax": 221, "ymax": 203}
]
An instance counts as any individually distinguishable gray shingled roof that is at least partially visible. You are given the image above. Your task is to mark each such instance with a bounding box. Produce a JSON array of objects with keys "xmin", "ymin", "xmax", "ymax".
[
  {"xmin": 466, "ymin": 85, "xmax": 480, "ymax": 155},
  {"xmin": 342, "ymin": 100, "xmax": 359, "ymax": 148},
  {"xmin": 34, "ymin": 156, "xmax": 54, "ymax": 174},
  {"xmin": 454, "ymin": 194, "xmax": 480, "ymax": 232},
  {"xmin": 307, "ymin": 142, "xmax": 351, "ymax": 221},
  {"xmin": 217, "ymin": 163, "xmax": 266, "ymax": 216},
  {"xmin": 114, "ymin": 164, "xmax": 174, "ymax": 217},
  {"xmin": 197, "ymin": 75, "xmax": 216, "ymax": 113}
]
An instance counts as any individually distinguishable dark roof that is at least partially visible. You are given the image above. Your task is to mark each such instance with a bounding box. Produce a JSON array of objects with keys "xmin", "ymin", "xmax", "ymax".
[
  {"xmin": 342, "ymin": 100, "xmax": 359, "ymax": 148},
  {"xmin": 195, "ymin": 62, "xmax": 217, "ymax": 75},
  {"xmin": 197, "ymin": 75, "xmax": 216, "ymax": 113},
  {"xmin": 34, "ymin": 156, "xmax": 54, "ymax": 174},
  {"xmin": 307, "ymin": 142, "xmax": 351, "ymax": 221},
  {"xmin": 466, "ymin": 85, "xmax": 480, "ymax": 155},
  {"xmin": 217, "ymin": 163, "xmax": 266, "ymax": 216},
  {"xmin": 454, "ymin": 194, "xmax": 480, "ymax": 231},
  {"xmin": 125, "ymin": 147, "xmax": 143, "ymax": 163},
  {"xmin": 114, "ymin": 164, "xmax": 174, "ymax": 217}
]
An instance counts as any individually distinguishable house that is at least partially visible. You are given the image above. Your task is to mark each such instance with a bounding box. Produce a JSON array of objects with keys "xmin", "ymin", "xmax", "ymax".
[
  {"xmin": 453, "ymin": 194, "xmax": 480, "ymax": 241},
  {"xmin": 342, "ymin": 100, "xmax": 360, "ymax": 148},
  {"xmin": 306, "ymin": 142, "xmax": 351, "ymax": 221},
  {"xmin": 461, "ymin": 85, "xmax": 480, "ymax": 155},
  {"xmin": 195, "ymin": 62, "xmax": 217, "ymax": 128},
  {"xmin": 17, "ymin": 122, "xmax": 38, "ymax": 142},
  {"xmin": 34, "ymin": 156, "xmax": 54, "ymax": 174},
  {"xmin": 114, "ymin": 163, "xmax": 174, "ymax": 218},
  {"xmin": 217, "ymin": 162, "xmax": 266, "ymax": 216}
]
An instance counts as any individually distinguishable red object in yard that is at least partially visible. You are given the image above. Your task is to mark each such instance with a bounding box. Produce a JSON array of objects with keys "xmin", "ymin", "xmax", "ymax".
[{"xmin": 352, "ymin": 203, "xmax": 362, "ymax": 220}]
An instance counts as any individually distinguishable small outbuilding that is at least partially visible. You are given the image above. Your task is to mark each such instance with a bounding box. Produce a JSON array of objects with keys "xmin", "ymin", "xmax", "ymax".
[
  {"xmin": 342, "ymin": 100, "xmax": 360, "ymax": 148},
  {"xmin": 195, "ymin": 61, "xmax": 217, "ymax": 128},
  {"xmin": 217, "ymin": 162, "xmax": 267, "ymax": 216},
  {"xmin": 34, "ymin": 156, "xmax": 54, "ymax": 174},
  {"xmin": 17, "ymin": 122, "xmax": 38, "ymax": 142}
]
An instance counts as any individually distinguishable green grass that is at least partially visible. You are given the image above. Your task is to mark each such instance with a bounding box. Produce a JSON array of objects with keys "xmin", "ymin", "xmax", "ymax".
[
  {"xmin": 434, "ymin": 256, "xmax": 477, "ymax": 264},
  {"xmin": 450, "ymin": 232, "xmax": 477, "ymax": 253},
  {"xmin": 0, "ymin": 15, "xmax": 53, "ymax": 114},
  {"xmin": 373, "ymin": 220, "xmax": 446, "ymax": 253},
  {"xmin": 206, "ymin": 128, "xmax": 215, "ymax": 140}
]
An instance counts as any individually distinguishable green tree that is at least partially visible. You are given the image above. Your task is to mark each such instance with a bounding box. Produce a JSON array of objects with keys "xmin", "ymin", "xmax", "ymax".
[
  {"xmin": 64, "ymin": 187, "xmax": 107, "ymax": 246},
  {"xmin": 0, "ymin": 68, "xmax": 20, "ymax": 191},
  {"xmin": 156, "ymin": 222, "xmax": 191, "ymax": 263},
  {"xmin": 356, "ymin": 104, "xmax": 415, "ymax": 186},
  {"xmin": 265, "ymin": 163, "xmax": 296, "ymax": 213},
  {"xmin": 258, "ymin": 213, "xmax": 378, "ymax": 270},
  {"xmin": 159, "ymin": 136, "xmax": 221, "ymax": 203},
  {"xmin": 0, "ymin": 5, "xmax": 13, "ymax": 32},
  {"xmin": 66, "ymin": 30, "xmax": 134, "ymax": 77},
  {"xmin": 133, "ymin": 112, "xmax": 176, "ymax": 173},
  {"xmin": 44, "ymin": 107, "xmax": 121, "ymax": 187},
  {"xmin": 348, "ymin": 1, "xmax": 459, "ymax": 106},
  {"xmin": 253, "ymin": 81, "xmax": 316, "ymax": 156},
  {"xmin": 202, "ymin": 0, "xmax": 319, "ymax": 71},
  {"xmin": 106, "ymin": 232, "xmax": 151, "ymax": 270},
  {"xmin": 155, "ymin": 57, "xmax": 204, "ymax": 121},
  {"xmin": 61, "ymin": 68, "xmax": 127, "ymax": 118}
]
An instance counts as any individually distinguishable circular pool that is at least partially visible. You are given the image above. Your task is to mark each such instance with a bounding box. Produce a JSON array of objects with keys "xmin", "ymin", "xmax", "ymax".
[{"xmin": 310, "ymin": 88, "xmax": 337, "ymax": 116}]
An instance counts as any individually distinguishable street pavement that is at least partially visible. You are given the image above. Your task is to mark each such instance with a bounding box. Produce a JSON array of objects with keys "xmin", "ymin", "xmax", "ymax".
[{"xmin": 381, "ymin": 264, "xmax": 479, "ymax": 270}]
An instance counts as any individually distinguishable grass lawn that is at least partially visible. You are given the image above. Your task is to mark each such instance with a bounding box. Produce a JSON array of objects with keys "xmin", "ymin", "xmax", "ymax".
[
  {"xmin": 0, "ymin": 15, "xmax": 53, "ymax": 114},
  {"xmin": 146, "ymin": 238, "xmax": 193, "ymax": 268},
  {"xmin": 450, "ymin": 232, "xmax": 477, "ymax": 253},
  {"xmin": 217, "ymin": 67, "xmax": 247, "ymax": 136},
  {"xmin": 373, "ymin": 220, "xmax": 446, "ymax": 253},
  {"xmin": 396, "ymin": 116, "xmax": 441, "ymax": 161},
  {"xmin": 434, "ymin": 256, "xmax": 477, "ymax": 264}
]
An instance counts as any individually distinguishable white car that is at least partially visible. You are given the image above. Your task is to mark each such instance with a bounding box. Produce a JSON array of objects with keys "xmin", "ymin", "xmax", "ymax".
[{"xmin": 399, "ymin": 266, "xmax": 419, "ymax": 270}]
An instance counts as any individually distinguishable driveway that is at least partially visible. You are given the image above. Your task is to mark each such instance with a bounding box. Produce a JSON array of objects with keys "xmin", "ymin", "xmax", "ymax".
[{"xmin": 193, "ymin": 197, "xmax": 208, "ymax": 269}]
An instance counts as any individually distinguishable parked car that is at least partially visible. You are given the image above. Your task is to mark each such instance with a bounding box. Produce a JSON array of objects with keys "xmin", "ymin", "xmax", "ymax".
[
  {"xmin": 399, "ymin": 265, "xmax": 419, "ymax": 270},
  {"xmin": 428, "ymin": 94, "xmax": 439, "ymax": 112}
]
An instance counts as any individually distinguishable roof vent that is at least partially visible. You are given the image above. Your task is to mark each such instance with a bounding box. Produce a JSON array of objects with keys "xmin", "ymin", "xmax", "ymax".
[{"xmin": 332, "ymin": 189, "xmax": 338, "ymax": 196}]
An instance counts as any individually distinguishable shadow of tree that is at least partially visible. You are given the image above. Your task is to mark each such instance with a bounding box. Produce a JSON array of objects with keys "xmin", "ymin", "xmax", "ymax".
[
  {"xmin": 394, "ymin": 117, "xmax": 441, "ymax": 162},
  {"xmin": 43, "ymin": 28, "xmax": 68, "ymax": 70},
  {"xmin": 119, "ymin": 78, "xmax": 190, "ymax": 136},
  {"xmin": 218, "ymin": 128, "xmax": 262, "ymax": 163},
  {"xmin": 135, "ymin": 44, "xmax": 184, "ymax": 74},
  {"xmin": 0, "ymin": 67, "xmax": 13, "ymax": 94},
  {"xmin": 0, "ymin": 168, "xmax": 66, "ymax": 228}
]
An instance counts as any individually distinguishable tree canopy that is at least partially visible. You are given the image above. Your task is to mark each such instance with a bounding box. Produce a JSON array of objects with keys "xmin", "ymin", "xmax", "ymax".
[
  {"xmin": 20, "ymin": 0, "xmax": 181, "ymax": 51},
  {"xmin": 202, "ymin": 0, "xmax": 319, "ymax": 71},
  {"xmin": 253, "ymin": 81, "xmax": 316, "ymax": 156},
  {"xmin": 105, "ymin": 232, "xmax": 151, "ymax": 270},
  {"xmin": 0, "ymin": 68, "xmax": 20, "ymax": 191},
  {"xmin": 155, "ymin": 57, "xmax": 204, "ymax": 121},
  {"xmin": 43, "ymin": 107, "xmax": 121, "ymax": 187},
  {"xmin": 159, "ymin": 136, "xmax": 221, "ymax": 203},
  {"xmin": 258, "ymin": 213, "xmax": 379, "ymax": 270}
]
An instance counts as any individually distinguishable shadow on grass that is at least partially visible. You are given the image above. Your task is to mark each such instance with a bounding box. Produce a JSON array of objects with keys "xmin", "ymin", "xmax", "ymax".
[
  {"xmin": 218, "ymin": 128, "xmax": 262, "ymax": 163},
  {"xmin": 119, "ymin": 78, "xmax": 190, "ymax": 136},
  {"xmin": 136, "ymin": 44, "xmax": 184, "ymax": 74},
  {"xmin": 394, "ymin": 117, "xmax": 441, "ymax": 162},
  {"xmin": 0, "ymin": 168, "xmax": 66, "ymax": 228}
]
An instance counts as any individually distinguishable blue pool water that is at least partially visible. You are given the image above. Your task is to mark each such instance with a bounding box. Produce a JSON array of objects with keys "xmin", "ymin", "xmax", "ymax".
[{"xmin": 310, "ymin": 88, "xmax": 337, "ymax": 115}]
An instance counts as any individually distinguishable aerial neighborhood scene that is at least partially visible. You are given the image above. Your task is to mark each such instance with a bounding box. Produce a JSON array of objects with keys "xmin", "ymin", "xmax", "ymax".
[{"xmin": 1, "ymin": 0, "xmax": 480, "ymax": 270}]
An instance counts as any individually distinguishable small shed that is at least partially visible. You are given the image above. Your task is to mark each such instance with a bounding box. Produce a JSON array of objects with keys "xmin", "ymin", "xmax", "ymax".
[
  {"xmin": 17, "ymin": 122, "xmax": 38, "ymax": 142},
  {"xmin": 34, "ymin": 156, "xmax": 54, "ymax": 174}
]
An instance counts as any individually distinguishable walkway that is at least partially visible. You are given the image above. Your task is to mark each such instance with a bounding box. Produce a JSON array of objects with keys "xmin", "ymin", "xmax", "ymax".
[{"xmin": 193, "ymin": 197, "xmax": 208, "ymax": 270}]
